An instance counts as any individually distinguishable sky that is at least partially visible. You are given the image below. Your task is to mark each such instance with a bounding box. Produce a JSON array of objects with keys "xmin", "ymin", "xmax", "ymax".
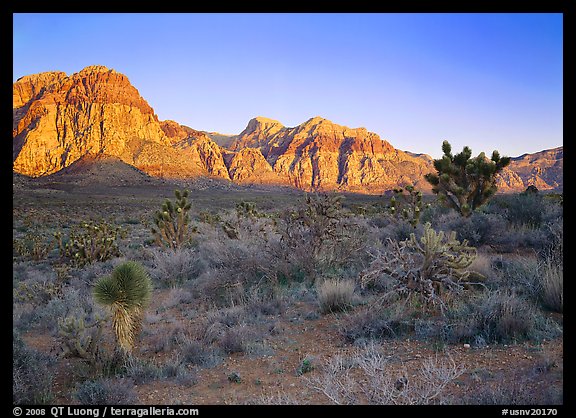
[{"xmin": 13, "ymin": 13, "xmax": 563, "ymax": 158}]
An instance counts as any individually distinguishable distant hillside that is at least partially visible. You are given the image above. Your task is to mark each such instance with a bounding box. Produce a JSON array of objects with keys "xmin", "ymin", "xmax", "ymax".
[
  {"xmin": 496, "ymin": 146, "xmax": 563, "ymax": 192},
  {"xmin": 13, "ymin": 65, "xmax": 562, "ymax": 194}
]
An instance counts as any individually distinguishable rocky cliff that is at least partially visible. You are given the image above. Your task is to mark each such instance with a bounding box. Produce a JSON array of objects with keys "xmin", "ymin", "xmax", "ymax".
[
  {"xmin": 12, "ymin": 65, "xmax": 228, "ymax": 180},
  {"xmin": 229, "ymin": 116, "xmax": 433, "ymax": 192},
  {"xmin": 496, "ymin": 147, "xmax": 563, "ymax": 192},
  {"xmin": 13, "ymin": 66, "xmax": 562, "ymax": 194}
]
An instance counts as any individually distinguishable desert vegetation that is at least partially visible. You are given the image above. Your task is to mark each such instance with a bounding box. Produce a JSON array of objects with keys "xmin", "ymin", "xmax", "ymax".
[{"xmin": 12, "ymin": 172, "xmax": 563, "ymax": 405}]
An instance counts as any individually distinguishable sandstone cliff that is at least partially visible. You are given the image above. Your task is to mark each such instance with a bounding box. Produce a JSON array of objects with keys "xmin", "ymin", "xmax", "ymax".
[
  {"xmin": 231, "ymin": 116, "xmax": 433, "ymax": 192},
  {"xmin": 12, "ymin": 66, "xmax": 231, "ymax": 180},
  {"xmin": 496, "ymin": 147, "xmax": 563, "ymax": 191},
  {"xmin": 13, "ymin": 66, "xmax": 562, "ymax": 194}
]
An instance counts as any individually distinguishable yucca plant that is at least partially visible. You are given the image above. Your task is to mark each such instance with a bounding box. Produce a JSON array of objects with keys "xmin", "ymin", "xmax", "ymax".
[{"xmin": 92, "ymin": 261, "xmax": 153, "ymax": 353}]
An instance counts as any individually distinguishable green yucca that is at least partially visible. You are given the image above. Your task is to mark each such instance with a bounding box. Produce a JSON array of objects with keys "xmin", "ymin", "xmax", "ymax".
[{"xmin": 92, "ymin": 261, "xmax": 153, "ymax": 353}]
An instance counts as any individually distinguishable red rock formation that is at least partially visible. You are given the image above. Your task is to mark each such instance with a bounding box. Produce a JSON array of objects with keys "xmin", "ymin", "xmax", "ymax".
[{"xmin": 13, "ymin": 66, "xmax": 562, "ymax": 194}]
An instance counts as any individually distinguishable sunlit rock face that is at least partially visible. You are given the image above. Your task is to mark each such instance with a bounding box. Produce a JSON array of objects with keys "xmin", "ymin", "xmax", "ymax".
[
  {"xmin": 13, "ymin": 66, "xmax": 561, "ymax": 193},
  {"xmin": 495, "ymin": 147, "xmax": 563, "ymax": 192},
  {"xmin": 231, "ymin": 116, "xmax": 433, "ymax": 192},
  {"xmin": 12, "ymin": 65, "xmax": 230, "ymax": 180}
]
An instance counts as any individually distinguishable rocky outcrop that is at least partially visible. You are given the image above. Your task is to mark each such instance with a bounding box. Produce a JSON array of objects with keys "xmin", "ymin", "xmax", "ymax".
[
  {"xmin": 496, "ymin": 146, "xmax": 563, "ymax": 191},
  {"xmin": 13, "ymin": 66, "xmax": 562, "ymax": 194},
  {"xmin": 12, "ymin": 66, "xmax": 230, "ymax": 180},
  {"xmin": 13, "ymin": 66, "xmax": 169, "ymax": 177},
  {"xmin": 231, "ymin": 116, "xmax": 433, "ymax": 192},
  {"xmin": 226, "ymin": 147, "xmax": 284, "ymax": 184}
]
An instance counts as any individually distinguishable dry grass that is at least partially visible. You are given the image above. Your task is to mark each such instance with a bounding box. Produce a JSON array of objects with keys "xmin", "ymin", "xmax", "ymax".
[
  {"xmin": 539, "ymin": 261, "xmax": 563, "ymax": 313},
  {"xmin": 317, "ymin": 279, "xmax": 355, "ymax": 314}
]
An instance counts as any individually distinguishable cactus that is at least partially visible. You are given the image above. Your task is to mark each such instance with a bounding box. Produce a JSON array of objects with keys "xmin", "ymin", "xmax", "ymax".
[
  {"xmin": 236, "ymin": 201, "xmax": 261, "ymax": 219},
  {"xmin": 92, "ymin": 261, "xmax": 152, "ymax": 353},
  {"xmin": 361, "ymin": 223, "xmax": 484, "ymax": 313},
  {"xmin": 424, "ymin": 140, "xmax": 510, "ymax": 217},
  {"xmin": 388, "ymin": 184, "xmax": 426, "ymax": 228},
  {"xmin": 58, "ymin": 316, "xmax": 104, "ymax": 363},
  {"xmin": 151, "ymin": 189, "xmax": 193, "ymax": 250},
  {"xmin": 54, "ymin": 220, "xmax": 122, "ymax": 266},
  {"xmin": 13, "ymin": 231, "xmax": 54, "ymax": 261}
]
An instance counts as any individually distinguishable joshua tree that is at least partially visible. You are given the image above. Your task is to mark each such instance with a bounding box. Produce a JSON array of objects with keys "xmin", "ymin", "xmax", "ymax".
[
  {"xmin": 424, "ymin": 140, "xmax": 510, "ymax": 217},
  {"xmin": 93, "ymin": 261, "xmax": 153, "ymax": 353},
  {"xmin": 151, "ymin": 189, "xmax": 193, "ymax": 249},
  {"xmin": 389, "ymin": 184, "xmax": 426, "ymax": 228}
]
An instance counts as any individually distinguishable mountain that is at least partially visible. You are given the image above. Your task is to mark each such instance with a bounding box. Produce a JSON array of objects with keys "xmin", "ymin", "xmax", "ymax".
[
  {"xmin": 12, "ymin": 66, "xmax": 562, "ymax": 194},
  {"xmin": 12, "ymin": 65, "xmax": 228, "ymax": 180},
  {"xmin": 226, "ymin": 116, "xmax": 433, "ymax": 192},
  {"xmin": 496, "ymin": 147, "xmax": 563, "ymax": 192}
]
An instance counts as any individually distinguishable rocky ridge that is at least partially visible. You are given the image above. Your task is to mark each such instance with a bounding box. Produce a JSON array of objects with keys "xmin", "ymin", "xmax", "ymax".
[{"xmin": 13, "ymin": 66, "xmax": 562, "ymax": 193}]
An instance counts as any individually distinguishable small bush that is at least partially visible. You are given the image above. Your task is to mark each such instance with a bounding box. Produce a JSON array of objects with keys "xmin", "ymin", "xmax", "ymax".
[
  {"xmin": 501, "ymin": 193, "xmax": 545, "ymax": 228},
  {"xmin": 317, "ymin": 279, "xmax": 355, "ymax": 314},
  {"xmin": 340, "ymin": 303, "xmax": 413, "ymax": 343},
  {"xmin": 150, "ymin": 247, "xmax": 201, "ymax": 288},
  {"xmin": 433, "ymin": 211, "xmax": 506, "ymax": 247},
  {"xmin": 74, "ymin": 378, "xmax": 137, "ymax": 405},
  {"xmin": 218, "ymin": 327, "xmax": 247, "ymax": 354},
  {"xmin": 13, "ymin": 330, "xmax": 55, "ymax": 404},
  {"xmin": 459, "ymin": 373, "xmax": 562, "ymax": 405},
  {"xmin": 451, "ymin": 290, "xmax": 544, "ymax": 344},
  {"xmin": 181, "ymin": 339, "xmax": 224, "ymax": 368},
  {"xmin": 539, "ymin": 261, "xmax": 563, "ymax": 313}
]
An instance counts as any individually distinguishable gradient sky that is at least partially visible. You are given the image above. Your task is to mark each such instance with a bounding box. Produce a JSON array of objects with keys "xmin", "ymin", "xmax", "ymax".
[{"xmin": 13, "ymin": 13, "xmax": 563, "ymax": 158}]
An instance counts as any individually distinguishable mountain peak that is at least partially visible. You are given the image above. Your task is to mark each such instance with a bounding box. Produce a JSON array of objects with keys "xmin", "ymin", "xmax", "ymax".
[
  {"xmin": 303, "ymin": 116, "xmax": 329, "ymax": 125},
  {"xmin": 240, "ymin": 117, "xmax": 285, "ymax": 137},
  {"xmin": 78, "ymin": 65, "xmax": 115, "ymax": 75}
]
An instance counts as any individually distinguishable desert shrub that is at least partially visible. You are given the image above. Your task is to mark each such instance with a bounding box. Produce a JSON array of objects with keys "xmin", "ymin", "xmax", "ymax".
[
  {"xmin": 305, "ymin": 344, "xmax": 464, "ymax": 404},
  {"xmin": 361, "ymin": 223, "xmax": 482, "ymax": 313},
  {"xmin": 13, "ymin": 330, "xmax": 55, "ymax": 404},
  {"xmin": 34, "ymin": 287, "xmax": 93, "ymax": 333},
  {"xmin": 459, "ymin": 373, "xmax": 562, "ymax": 405},
  {"xmin": 123, "ymin": 357, "xmax": 163, "ymax": 384},
  {"xmin": 449, "ymin": 290, "xmax": 557, "ymax": 344},
  {"xmin": 218, "ymin": 326, "xmax": 248, "ymax": 354},
  {"xmin": 387, "ymin": 184, "xmax": 426, "ymax": 228},
  {"xmin": 93, "ymin": 261, "xmax": 153, "ymax": 353},
  {"xmin": 419, "ymin": 202, "xmax": 451, "ymax": 225},
  {"xmin": 317, "ymin": 279, "xmax": 355, "ymax": 314},
  {"xmin": 538, "ymin": 261, "xmax": 563, "ymax": 313},
  {"xmin": 191, "ymin": 218, "xmax": 279, "ymax": 305},
  {"xmin": 180, "ymin": 338, "xmax": 224, "ymax": 368},
  {"xmin": 149, "ymin": 247, "xmax": 202, "ymax": 288},
  {"xmin": 54, "ymin": 220, "xmax": 123, "ymax": 266},
  {"xmin": 159, "ymin": 355, "xmax": 198, "ymax": 386},
  {"xmin": 244, "ymin": 290, "xmax": 284, "ymax": 317},
  {"xmin": 433, "ymin": 211, "xmax": 507, "ymax": 247},
  {"xmin": 246, "ymin": 393, "xmax": 302, "ymax": 405},
  {"xmin": 495, "ymin": 254, "xmax": 562, "ymax": 313},
  {"xmin": 74, "ymin": 378, "xmax": 138, "ymax": 405},
  {"xmin": 143, "ymin": 319, "xmax": 187, "ymax": 354},
  {"xmin": 340, "ymin": 301, "xmax": 413, "ymax": 343},
  {"xmin": 499, "ymin": 192, "xmax": 546, "ymax": 228}
]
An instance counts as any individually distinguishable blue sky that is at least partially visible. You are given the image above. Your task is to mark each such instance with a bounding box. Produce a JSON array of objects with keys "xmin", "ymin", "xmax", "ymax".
[{"xmin": 13, "ymin": 13, "xmax": 563, "ymax": 158}]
